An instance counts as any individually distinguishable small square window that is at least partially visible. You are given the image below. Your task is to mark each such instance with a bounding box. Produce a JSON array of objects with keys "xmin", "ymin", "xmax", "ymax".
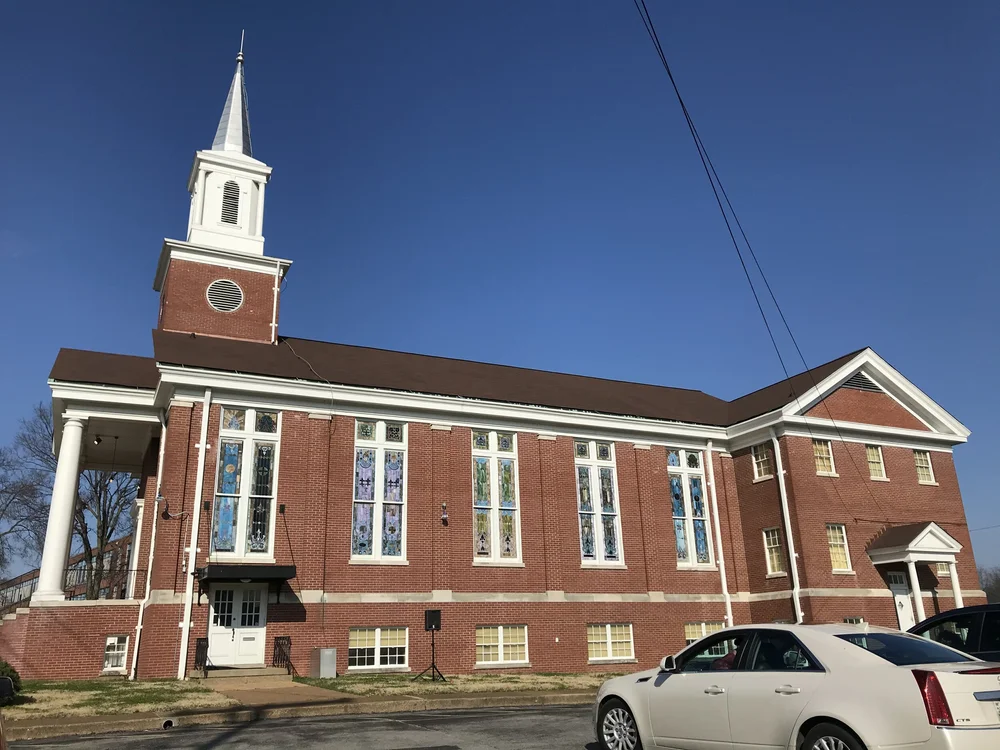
[
  {"xmin": 103, "ymin": 635, "xmax": 128, "ymax": 672},
  {"xmin": 936, "ymin": 562, "xmax": 951, "ymax": 577},
  {"xmin": 596, "ymin": 442, "xmax": 612, "ymax": 461},
  {"xmin": 843, "ymin": 617, "xmax": 864, "ymax": 625},
  {"xmin": 497, "ymin": 432, "xmax": 514, "ymax": 452},
  {"xmin": 686, "ymin": 452, "xmax": 701, "ymax": 469},
  {"xmin": 255, "ymin": 411, "xmax": 278, "ymax": 433},
  {"xmin": 575, "ymin": 441, "xmax": 590, "ymax": 459},
  {"xmin": 222, "ymin": 408, "xmax": 246, "ymax": 431},
  {"xmin": 385, "ymin": 423, "xmax": 404, "ymax": 443},
  {"xmin": 667, "ymin": 449, "xmax": 681, "ymax": 467},
  {"xmin": 473, "ymin": 431, "xmax": 490, "ymax": 451},
  {"xmin": 356, "ymin": 420, "xmax": 376, "ymax": 441}
]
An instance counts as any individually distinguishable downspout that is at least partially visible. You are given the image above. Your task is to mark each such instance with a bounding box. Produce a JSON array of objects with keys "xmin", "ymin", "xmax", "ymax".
[
  {"xmin": 177, "ymin": 389, "xmax": 212, "ymax": 679},
  {"xmin": 706, "ymin": 441, "xmax": 733, "ymax": 627},
  {"xmin": 771, "ymin": 428, "xmax": 804, "ymax": 624},
  {"xmin": 130, "ymin": 410, "xmax": 167, "ymax": 680}
]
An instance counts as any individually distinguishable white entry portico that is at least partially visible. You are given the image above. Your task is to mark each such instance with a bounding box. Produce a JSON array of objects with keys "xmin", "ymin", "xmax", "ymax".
[{"xmin": 867, "ymin": 522, "xmax": 964, "ymax": 625}]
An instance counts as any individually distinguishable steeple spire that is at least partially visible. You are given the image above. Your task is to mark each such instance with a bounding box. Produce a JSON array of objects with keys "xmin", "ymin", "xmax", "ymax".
[{"xmin": 211, "ymin": 32, "xmax": 253, "ymax": 157}]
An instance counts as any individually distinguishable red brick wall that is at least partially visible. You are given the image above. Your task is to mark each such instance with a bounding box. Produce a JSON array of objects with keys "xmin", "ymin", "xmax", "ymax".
[
  {"xmin": 158, "ymin": 259, "xmax": 277, "ymax": 344},
  {"xmin": 805, "ymin": 388, "xmax": 929, "ymax": 431},
  {"xmin": 730, "ymin": 444, "xmax": 791, "ymax": 595}
]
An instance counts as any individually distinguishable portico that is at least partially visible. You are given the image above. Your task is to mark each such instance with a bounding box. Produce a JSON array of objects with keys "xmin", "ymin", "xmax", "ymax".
[{"xmin": 867, "ymin": 522, "xmax": 964, "ymax": 624}]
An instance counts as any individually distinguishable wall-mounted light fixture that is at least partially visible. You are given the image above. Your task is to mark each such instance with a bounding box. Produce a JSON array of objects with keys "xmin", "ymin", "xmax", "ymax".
[
  {"xmin": 441, "ymin": 502, "xmax": 448, "ymax": 524},
  {"xmin": 93, "ymin": 436, "xmax": 102, "ymax": 446}
]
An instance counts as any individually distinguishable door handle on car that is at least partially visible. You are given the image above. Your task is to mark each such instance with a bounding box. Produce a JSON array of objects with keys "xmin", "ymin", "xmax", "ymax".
[
  {"xmin": 704, "ymin": 685, "xmax": 726, "ymax": 695},
  {"xmin": 775, "ymin": 685, "xmax": 801, "ymax": 695}
]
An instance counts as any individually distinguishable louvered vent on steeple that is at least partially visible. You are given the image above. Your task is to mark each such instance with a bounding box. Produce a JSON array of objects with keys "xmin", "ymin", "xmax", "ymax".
[
  {"xmin": 221, "ymin": 181, "xmax": 240, "ymax": 224},
  {"xmin": 843, "ymin": 372, "xmax": 881, "ymax": 392}
]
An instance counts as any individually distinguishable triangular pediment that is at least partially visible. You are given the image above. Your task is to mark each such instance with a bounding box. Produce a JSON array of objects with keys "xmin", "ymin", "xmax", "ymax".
[{"xmin": 784, "ymin": 349, "xmax": 969, "ymax": 440}]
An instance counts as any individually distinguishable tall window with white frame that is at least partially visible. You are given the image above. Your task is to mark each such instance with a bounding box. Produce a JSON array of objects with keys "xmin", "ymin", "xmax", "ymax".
[
  {"xmin": 751, "ymin": 443, "xmax": 773, "ymax": 480},
  {"xmin": 351, "ymin": 420, "xmax": 407, "ymax": 561},
  {"xmin": 762, "ymin": 527, "xmax": 786, "ymax": 576},
  {"xmin": 827, "ymin": 523, "xmax": 852, "ymax": 572},
  {"xmin": 866, "ymin": 445, "xmax": 886, "ymax": 480},
  {"xmin": 668, "ymin": 448, "xmax": 713, "ymax": 567},
  {"xmin": 913, "ymin": 450, "xmax": 936, "ymax": 485},
  {"xmin": 472, "ymin": 431, "xmax": 520, "ymax": 562},
  {"xmin": 574, "ymin": 440, "xmax": 623, "ymax": 565},
  {"xmin": 813, "ymin": 439, "xmax": 836, "ymax": 475},
  {"xmin": 212, "ymin": 407, "xmax": 280, "ymax": 557}
]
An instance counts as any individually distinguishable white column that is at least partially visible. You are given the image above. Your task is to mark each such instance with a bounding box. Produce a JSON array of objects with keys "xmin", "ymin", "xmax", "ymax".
[
  {"xmin": 907, "ymin": 560, "xmax": 927, "ymax": 623},
  {"xmin": 31, "ymin": 417, "xmax": 85, "ymax": 602},
  {"xmin": 949, "ymin": 562, "xmax": 964, "ymax": 609}
]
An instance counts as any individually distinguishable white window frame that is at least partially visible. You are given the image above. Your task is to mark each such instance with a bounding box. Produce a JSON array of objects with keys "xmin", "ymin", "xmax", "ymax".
[
  {"xmin": 914, "ymin": 450, "xmax": 936, "ymax": 485},
  {"xmin": 351, "ymin": 419, "xmax": 409, "ymax": 563},
  {"xmin": 471, "ymin": 430, "xmax": 522, "ymax": 565},
  {"xmin": 346, "ymin": 626, "xmax": 409, "ymax": 671},
  {"xmin": 813, "ymin": 439, "xmax": 837, "ymax": 476},
  {"xmin": 475, "ymin": 624, "xmax": 529, "ymax": 666},
  {"xmin": 210, "ymin": 406, "xmax": 282, "ymax": 561},
  {"xmin": 684, "ymin": 622, "xmax": 726, "ymax": 654},
  {"xmin": 762, "ymin": 527, "xmax": 786, "ymax": 576},
  {"xmin": 587, "ymin": 623, "xmax": 635, "ymax": 663},
  {"xmin": 866, "ymin": 444, "xmax": 887, "ymax": 481},
  {"xmin": 826, "ymin": 523, "xmax": 853, "ymax": 573},
  {"xmin": 667, "ymin": 448, "xmax": 715, "ymax": 569},
  {"xmin": 843, "ymin": 617, "xmax": 864, "ymax": 625},
  {"xmin": 103, "ymin": 635, "xmax": 129, "ymax": 673},
  {"xmin": 574, "ymin": 439, "xmax": 625, "ymax": 568},
  {"xmin": 751, "ymin": 443, "xmax": 773, "ymax": 481},
  {"xmin": 936, "ymin": 562, "xmax": 951, "ymax": 577}
]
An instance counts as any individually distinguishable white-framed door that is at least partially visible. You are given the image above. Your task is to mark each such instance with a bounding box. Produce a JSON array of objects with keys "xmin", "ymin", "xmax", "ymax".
[
  {"xmin": 887, "ymin": 572, "xmax": 915, "ymax": 630},
  {"xmin": 207, "ymin": 584, "xmax": 268, "ymax": 667}
]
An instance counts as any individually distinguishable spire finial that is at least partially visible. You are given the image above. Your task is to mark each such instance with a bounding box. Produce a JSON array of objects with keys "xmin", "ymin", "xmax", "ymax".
[
  {"xmin": 237, "ymin": 29, "xmax": 245, "ymax": 63},
  {"xmin": 211, "ymin": 32, "xmax": 253, "ymax": 157}
]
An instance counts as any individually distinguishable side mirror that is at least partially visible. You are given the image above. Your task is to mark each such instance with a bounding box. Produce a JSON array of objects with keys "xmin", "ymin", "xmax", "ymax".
[
  {"xmin": 0, "ymin": 676, "xmax": 13, "ymax": 700},
  {"xmin": 659, "ymin": 655, "xmax": 677, "ymax": 673}
]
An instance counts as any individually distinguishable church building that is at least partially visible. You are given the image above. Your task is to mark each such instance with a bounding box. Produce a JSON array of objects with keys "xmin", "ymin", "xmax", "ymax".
[{"xmin": 0, "ymin": 51, "xmax": 982, "ymax": 680}]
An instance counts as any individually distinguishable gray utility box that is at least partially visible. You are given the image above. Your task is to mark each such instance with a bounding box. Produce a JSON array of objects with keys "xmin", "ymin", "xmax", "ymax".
[{"xmin": 310, "ymin": 647, "xmax": 337, "ymax": 678}]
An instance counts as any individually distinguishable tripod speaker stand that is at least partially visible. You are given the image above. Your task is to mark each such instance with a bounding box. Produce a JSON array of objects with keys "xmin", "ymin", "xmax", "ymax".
[{"xmin": 414, "ymin": 609, "xmax": 446, "ymax": 682}]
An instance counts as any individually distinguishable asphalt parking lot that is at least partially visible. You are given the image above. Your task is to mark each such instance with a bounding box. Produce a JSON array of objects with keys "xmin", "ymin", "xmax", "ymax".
[{"xmin": 13, "ymin": 705, "xmax": 599, "ymax": 749}]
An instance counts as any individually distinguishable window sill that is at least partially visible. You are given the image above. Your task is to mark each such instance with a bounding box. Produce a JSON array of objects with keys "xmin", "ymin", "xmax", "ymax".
[
  {"xmin": 677, "ymin": 565, "xmax": 718, "ymax": 572},
  {"xmin": 581, "ymin": 562, "xmax": 627, "ymax": 570},
  {"xmin": 752, "ymin": 475, "xmax": 774, "ymax": 484},
  {"xmin": 349, "ymin": 558, "xmax": 409, "ymax": 566},
  {"xmin": 474, "ymin": 661, "xmax": 531, "ymax": 670},
  {"xmin": 346, "ymin": 666, "xmax": 411, "ymax": 674},
  {"xmin": 208, "ymin": 555, "xmax": 276, "ymax": 565},
  {"xmin": 918, "ymin": 481, "xmax": 939, "ymax": 487},
  {"xmin": 816, "ymin": 472, "xmax": 840, "ymax": 478},
  {"xmin": 765, "ymin": 572, "xmax": 788, "ymax": 579},
  {"xmin": 588, "ymin": 658, "xmax": 637, "ymax": 665},
  {"xmin": 101, "ymin": 668, "xmax": 127, "ymax": 676},
  {"xmin": 870, "ymin": 476, "xmax": 890, "ymax": 482},
  {"xmin": 472, "ymin": 560, "xmax": 525, "ymax": 568},
  {"xmin": 832, "ymin": 570, "xmax": 856, "ymax": 576}
]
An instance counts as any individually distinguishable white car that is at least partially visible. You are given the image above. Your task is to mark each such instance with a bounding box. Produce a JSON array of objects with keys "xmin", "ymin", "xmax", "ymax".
[{"xmin": 594, "ymin": 623, "xmax": 1000, "ymax": 750}]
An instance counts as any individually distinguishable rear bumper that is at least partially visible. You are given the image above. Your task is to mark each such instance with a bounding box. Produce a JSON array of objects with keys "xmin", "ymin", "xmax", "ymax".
[{"xmin": 923, "ymin": 726, "xmax": 1000, "ymax": 750}]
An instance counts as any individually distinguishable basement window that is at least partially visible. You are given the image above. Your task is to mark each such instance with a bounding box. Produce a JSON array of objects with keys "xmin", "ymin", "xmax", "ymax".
[{"xmin": 103, "ymin": 635, "xmax": 128, "ymax": 672}]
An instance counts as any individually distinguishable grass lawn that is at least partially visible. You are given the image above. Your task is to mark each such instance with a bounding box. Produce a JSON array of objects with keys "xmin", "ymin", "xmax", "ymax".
[
  {"xmin": 296, "ymin": 671, "xmax": 623, "ymax": 696},
  {"xmin": 5, "ymin": 679, "xmax": 238, "ymax": 720}
]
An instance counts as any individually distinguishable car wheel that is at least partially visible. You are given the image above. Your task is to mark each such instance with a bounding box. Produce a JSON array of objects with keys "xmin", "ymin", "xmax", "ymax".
[
  {"xmin": 598, "ymin": 697, "xmax": 642, "ymax": 750},
  {"xmin": 802, "ymin": 722, "xmax": 865, "ymax": 750}
]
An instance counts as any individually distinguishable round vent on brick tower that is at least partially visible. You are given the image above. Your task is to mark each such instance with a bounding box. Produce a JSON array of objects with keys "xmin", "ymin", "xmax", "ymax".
[{"xmin": 206, "ymin": 279, "xmax": 244, "ymax": 312}]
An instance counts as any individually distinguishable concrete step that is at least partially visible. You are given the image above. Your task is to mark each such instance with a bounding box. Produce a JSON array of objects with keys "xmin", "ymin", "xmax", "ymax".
[{"xmin": 192, "ymin": 666, "xmax": 291, "ymax": 681}]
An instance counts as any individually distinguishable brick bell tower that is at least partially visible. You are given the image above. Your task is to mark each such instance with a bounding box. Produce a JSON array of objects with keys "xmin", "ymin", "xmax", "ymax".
[{"xmin": 153, "ymin": 43, "xmax": 291, "ymax": 344}]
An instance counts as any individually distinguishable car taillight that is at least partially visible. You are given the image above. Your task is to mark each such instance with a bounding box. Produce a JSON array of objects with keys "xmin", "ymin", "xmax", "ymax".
[
  {"xmin": 913, "ymin": 670, "xmax": 954, "ymax": 726},
  {"xmin": 959, "ymin": 666, "xmax": 1000, "ymax": 675}
]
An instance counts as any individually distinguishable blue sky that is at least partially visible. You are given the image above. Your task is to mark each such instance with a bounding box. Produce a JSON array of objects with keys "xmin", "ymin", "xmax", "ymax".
[{"xmin": 1, "ymin": 2, "xmax": 997, "ymax": 565}]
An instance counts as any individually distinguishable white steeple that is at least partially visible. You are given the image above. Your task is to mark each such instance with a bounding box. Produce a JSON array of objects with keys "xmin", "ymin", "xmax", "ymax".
[
  {"xmin": 211, "ymin": 33, "xmax": 253, "ymax": 157},
  {"xmin": 183, "ymin": 36, "xmax": 272, "ymax": 256}
]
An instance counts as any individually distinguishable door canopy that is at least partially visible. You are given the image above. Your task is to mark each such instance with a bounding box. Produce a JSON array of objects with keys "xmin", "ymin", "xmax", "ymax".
[{"xmin": 866, "ymin": 522, "xmax": 962, "ymax": 566}]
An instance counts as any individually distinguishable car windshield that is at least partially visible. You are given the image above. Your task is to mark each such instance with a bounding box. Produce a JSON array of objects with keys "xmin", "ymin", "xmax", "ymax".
[{"xmin": 837, "ymin": 632, "xmax": 974, "ymax": 666}]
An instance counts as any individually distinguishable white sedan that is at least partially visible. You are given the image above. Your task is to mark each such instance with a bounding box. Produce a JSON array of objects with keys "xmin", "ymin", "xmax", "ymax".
[{"xmin": 594, "ymin": 623, "xmax": 1000, "ymax": 750}]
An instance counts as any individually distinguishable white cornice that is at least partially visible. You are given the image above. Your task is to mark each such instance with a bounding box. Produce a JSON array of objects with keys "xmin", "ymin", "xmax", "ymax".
[{"xmin": 153, "ymin": 238, "xmax": 292, "ymax": 291}]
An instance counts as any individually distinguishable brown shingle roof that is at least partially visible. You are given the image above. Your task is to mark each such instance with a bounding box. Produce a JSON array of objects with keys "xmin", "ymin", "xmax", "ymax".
[
  {"xmin": 48, "ymin": 331, "xmax": 870, "ymax": 428},
  {"xmin": 866, "ymin": 522, "xmax": 935, "ymax": 551},
  {"xmin": 49, "ymin": 348, "xmax": 160, "ymax": 390}
]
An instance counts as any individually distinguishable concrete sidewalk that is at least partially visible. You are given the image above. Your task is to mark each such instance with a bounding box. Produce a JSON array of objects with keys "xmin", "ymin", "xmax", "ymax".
[{"xmin": 5, "ymin": 688, "xmax": 596, "ymax": 743}]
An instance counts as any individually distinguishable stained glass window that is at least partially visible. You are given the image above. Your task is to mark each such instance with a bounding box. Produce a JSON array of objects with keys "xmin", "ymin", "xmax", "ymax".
[
  {"xmin": 576, "ymin": 441, "xmax": 621, "ymax": 564},
  {"xmin": 356, "ymin": 421, "xmax": 376, "ymax": 441},
  {"xmin": 222, "ymin": 408, "xmax": 246, "ymax": 431},
  {"xmin": 472, "ymin": 431, "xmax": 519, "ymax": 562},
  {"xmin": 668, "ymin": 448, "xmax": 713, "ymax": 568},
  {"xmin": 351, "ymin": 422, "xmax": 408, "ymax": 560},
  {"xmin": 255, "ymin": 411, "xmax": 277, "ymax": 433},
  {"xmin": 575, "ymin": 441, "xmax": 589, "ymax": 459}
]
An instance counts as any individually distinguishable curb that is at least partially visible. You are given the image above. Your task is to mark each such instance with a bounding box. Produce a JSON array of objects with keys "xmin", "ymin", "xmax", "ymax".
[{"xmin": 6, "ymin": 691, "xmax": 595, "ymax": 742}]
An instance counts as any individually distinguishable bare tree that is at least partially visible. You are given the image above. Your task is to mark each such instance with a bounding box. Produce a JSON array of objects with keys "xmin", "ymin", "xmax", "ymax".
[
  {"xmin": 978, "ymin": 566, "xmax": 1000, "ymax": 604},
  {"xmin": 11, "ymin": 403, "xmax": 138, "ymax": 596},
  {"xmin": 0, "ymin": 446, "xmax": 46, "ymax": 575}
]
